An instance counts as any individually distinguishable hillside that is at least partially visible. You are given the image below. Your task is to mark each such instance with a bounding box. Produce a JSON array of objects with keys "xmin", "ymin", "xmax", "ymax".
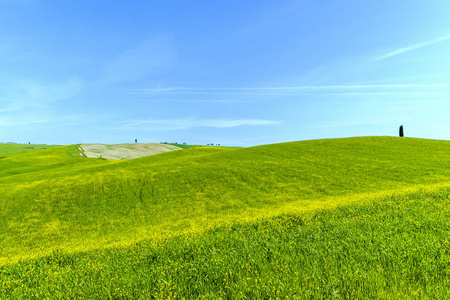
[
  {"xmin": 2, "ymin": 136, "xmax": 450, "ymax": 297},
  {"xmin": 1, "ymin": 136, "xmax": 450, "ymax": 266},
  {"xmin": 0, "ymin": 143, "xmax": 57, "ymax": 156}
]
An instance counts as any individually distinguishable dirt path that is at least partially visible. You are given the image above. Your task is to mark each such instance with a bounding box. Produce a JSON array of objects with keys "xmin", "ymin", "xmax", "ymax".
[{"xmin": 79, "ymin": 143, "xmax": 181, "ymax": 160}]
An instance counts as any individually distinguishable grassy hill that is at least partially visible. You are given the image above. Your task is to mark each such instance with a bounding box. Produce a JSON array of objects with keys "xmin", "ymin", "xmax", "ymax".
[
  {"xmin": 2, "ymin": 136, "xmax": 450, "ymax": 298},
  {"xmin": 0, "ymin": 143, "xmax": 57, "ymax": 156}
]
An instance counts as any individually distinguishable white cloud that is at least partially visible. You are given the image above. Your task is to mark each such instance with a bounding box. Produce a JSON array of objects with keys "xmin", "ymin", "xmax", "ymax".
[
  {"xmin": 375, "ymin": 34, "xmax": 450, "ymax": 61},
  {"xmin": 122, "ymin": 84, "xmax": 450, "ymax": 97},
  {"xmin": 314, "ymin": 116, "xmax": 409, "ymax": 129},
  {"xmin": 1, "ymin": 77, "xmax": 85, "ymax": 111},
  {"xmin": 24, "ymin": 78, "xmax": 84, "ymax": 103},
  {"xmin": 0, "ymin": 113, "xmax": 86, "ymax": 128},
  {"xmin": 101, "ymin": 36, "xmax": 176, "ymax": 84},
  {"xmin": 123, "ymin": 118, "xmax": 280, "ymax": 130},
  {"xmin": 0, "ymin": 117, "xmax": 48, "ymax": 127},
  {"xmin": 129, "ymin": 84, "xmax": 450, "ymax": 91}
]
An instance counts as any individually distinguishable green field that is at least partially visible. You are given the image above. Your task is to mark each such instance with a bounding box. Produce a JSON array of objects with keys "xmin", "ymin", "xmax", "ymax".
[
  {"xmin": 0, "ymin": 143, "xmax": 57, "ymax": 156},
  {"xmin": 1, "ymin": 137, "xmax": 450, "ymax": 298}
]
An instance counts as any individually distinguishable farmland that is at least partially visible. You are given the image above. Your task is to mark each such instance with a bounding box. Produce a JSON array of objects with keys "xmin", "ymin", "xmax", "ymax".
[
  {"xmin": 1, "ymin": 137, "xmax": 450, "ymax": 298},
  {"xmin": 80, "ymin": 143, "xmax": 182, "ymax": 160}
]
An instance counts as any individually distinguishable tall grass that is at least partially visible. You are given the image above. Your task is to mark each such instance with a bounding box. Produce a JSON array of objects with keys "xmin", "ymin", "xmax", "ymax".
[
  {"xmin": 2, "ymin": 137, "xmax": 450, "ymax": 297},
  {"xmin": 1, "ymin": 187, "xmax": 450, "ymax": 298},
  {"xmin": 0, "ymin": 143, "xmax": 57, "ymax": 156},
  {"xmin": 2, "ymin": 137, "xmax": 450, "ymax": 264}
]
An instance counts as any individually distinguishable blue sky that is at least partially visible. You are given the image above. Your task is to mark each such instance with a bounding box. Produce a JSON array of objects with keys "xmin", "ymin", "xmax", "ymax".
[{"xmin": 1, "ymin": 0, "xmax": 450, "ymax": 146}]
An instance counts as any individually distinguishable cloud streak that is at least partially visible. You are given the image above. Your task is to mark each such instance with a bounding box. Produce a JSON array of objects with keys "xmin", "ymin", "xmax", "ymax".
[
  {"xmin": 122, "ymin": 83, "xmax": 450, "ymax": 97},
  {"xmin": 101, "ymin": 36, "xmax": 175, "ymax": 84},
  {"xmin": 375, "ymin": 34, "xmax": 450, "ymax": 61},
  {"xmin": 128, "ymin": 83, "xmax": 450, "ymax": 91},
  {"xmin": 0, "ymin": 117, "xmax": 49, "ymax": 127},
  {"xmin": 0, "ymin": 77, "xmax": 85, "ymax": 112},
  {"xmin": 314, "ymin": 116, "xmax": 411, "ymax": 129},
  {"xmin": 124, "ymin": 118, "xmax": 280, "ymax": 130},
  {"xmin": 0, "ymin": 113, "xmax": 86, "ymax": 128}
]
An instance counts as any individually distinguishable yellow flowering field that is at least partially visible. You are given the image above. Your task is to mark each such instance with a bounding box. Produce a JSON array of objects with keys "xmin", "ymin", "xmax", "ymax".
[{"xmin": 1, "ymin": 137, "xmax": 450, "ymax": 298}]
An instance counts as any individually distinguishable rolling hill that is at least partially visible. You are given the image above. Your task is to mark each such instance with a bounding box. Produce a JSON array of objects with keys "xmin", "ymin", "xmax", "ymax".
[{"xmin": 1, "ymin": 136, "xmax": 450, "ymax": 298}]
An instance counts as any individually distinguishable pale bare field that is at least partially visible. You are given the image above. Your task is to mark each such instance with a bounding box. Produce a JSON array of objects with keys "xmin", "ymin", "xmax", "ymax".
[{"xmin": 80, "ymin": 143, "xmax": 181, "ymax": 160}]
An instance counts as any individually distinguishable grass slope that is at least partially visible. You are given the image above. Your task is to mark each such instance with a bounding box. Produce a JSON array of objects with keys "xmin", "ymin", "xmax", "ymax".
[
  {"xmin": 2, "ymin": 187, "xmax": 450, "ymax": 298},
  {"xmin": 1, "ymin": 136, "xmax": 450, "ymax": 297},
  {"xmin": 0, "ymin": 143, "xmax": 56, "ymax": 156},
  {"xmin": 1, "ymin": 137, "xmax": 450, "ymax": 265}
]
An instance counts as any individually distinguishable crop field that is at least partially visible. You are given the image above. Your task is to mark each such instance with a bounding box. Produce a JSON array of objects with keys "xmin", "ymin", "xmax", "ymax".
[
  {"xmin": 80, "ymin": 143, "xmax": 181, "ymax": 160},
  {"xmin": 0, "ymin": 143, "xmax": 57, "ymax": 156},
  {"xmin": 1, "ymin": 136, "xmax": 450, "ymax": 298}
]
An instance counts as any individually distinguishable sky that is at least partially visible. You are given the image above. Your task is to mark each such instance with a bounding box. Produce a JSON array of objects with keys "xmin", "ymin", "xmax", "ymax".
[{"xmin": 1, "ymin": 0, "xmax": 450, "ymax": 146}]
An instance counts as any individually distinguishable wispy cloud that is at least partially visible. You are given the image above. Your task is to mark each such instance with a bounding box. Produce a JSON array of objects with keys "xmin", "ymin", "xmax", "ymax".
[
  {"xmin": 123, "ymin": 118, "xmax": 280, "ymax": 130},
  {"xmin": 375, "ymin": 34, "xmax": 450, "ymax": 61},
  {"xmin": 314, "ymin": 116, "xmax": 410, "ymax": 129},
  {"xmin": 128, "ymin": 83, "xmax": 450, "ymax": 91},
  {"xmin": 132, "ymin": 99, "xmax": 237, "ymax": 103},
  {"xmin": 0, "ymin": 77, "xmax": 85, "ymax": 112},
  {"xmin": 122, "ymin": 84, "xmax": 450, "ymax": 97},
  {"xmin": 315, "ymin": 92, "xmax": 450, "ymax": 97},
  {"xmin": 101, "ymin": 35, "xmax": 176, "ymax": 84},
  {"xmin": 232, "ymin": 1, "xmax": 306, "ymax": 39},
  {"xmin": 0, "ymin": 117, "xmax": 49, "ymax": 127},
  {"xmin": 0, "ymin": 113, "xmax": 86, "ymax": 128}
]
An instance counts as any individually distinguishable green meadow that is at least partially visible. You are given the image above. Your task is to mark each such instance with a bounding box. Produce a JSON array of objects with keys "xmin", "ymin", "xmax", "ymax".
[
  {"xmin": 1, "ymin": 136, "xmax": 450, "ymax": 298},
  {"xmin": 0, "ymin": 143, "xmax": 57, "ymax": 156}
]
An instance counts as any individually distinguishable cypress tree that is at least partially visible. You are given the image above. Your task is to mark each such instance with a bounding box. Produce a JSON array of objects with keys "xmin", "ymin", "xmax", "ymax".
[{"xmin": 399, "ymin": 125, "xmax": 404, "ymax": 137}]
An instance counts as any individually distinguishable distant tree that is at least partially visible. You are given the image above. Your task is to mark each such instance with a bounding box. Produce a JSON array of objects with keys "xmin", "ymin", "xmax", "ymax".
[
  {"xmin": 135, "ymin": 139, "xmax": 138, "ymax": 143},
  {"xmin": 399, "ymin": 125, "xmax": 404, "ymax": 137}
]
